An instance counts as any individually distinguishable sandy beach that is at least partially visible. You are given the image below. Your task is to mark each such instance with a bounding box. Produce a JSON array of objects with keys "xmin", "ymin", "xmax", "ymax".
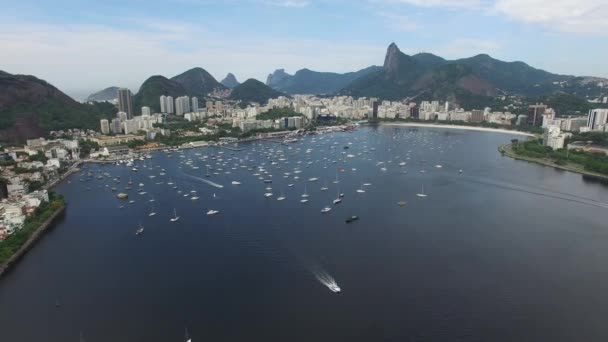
[{"xmin": 381, "ymin": 122, "xmax": 536, "ymax": 137}]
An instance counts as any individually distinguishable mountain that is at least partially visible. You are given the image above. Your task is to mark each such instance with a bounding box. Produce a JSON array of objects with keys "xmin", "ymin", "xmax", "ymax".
[
  {"xmin": 0, "ymin": 70, "xmax": 116, "ymax": 142},
  {"xmin": 85, "ymin": 86, "xmax": 119, "ymax": 102},
  {"xmin": 170, "ymin": 67, "xmax": 226, "ymax": 97},
  {"xmin": 229, "ymin": 79, "xmax": 285, "ymax": 105},
  {"xmin": 132, "ymin": 76, "xmax": 186, "ymax": 113},
  {"xmin": 266, "ymin": 69, "xmax": 292, "ymax": 89},
  {"xmin": 340, "ymin": 42, "xmax": 595, "ymax": 108},
  {"xmin": 220, "ymin": 73, "xmax": 240, "ymax": 88},
  {"xmin": 266, "ymin": 67, "xmax": 381, "ymax": 95}
]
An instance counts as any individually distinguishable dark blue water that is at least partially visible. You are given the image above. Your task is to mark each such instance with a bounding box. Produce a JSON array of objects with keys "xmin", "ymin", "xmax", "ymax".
[{"xmin": 1, "ymin": 125, "xmax": 608, "ymax": 342}]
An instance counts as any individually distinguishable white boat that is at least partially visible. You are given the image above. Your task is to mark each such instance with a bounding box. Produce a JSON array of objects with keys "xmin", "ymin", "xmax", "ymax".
[
  {"xmin": 136, "ymin": 222, "xmax": 144, "ymax": 235},
  {"xmin": 416, "ymin": 185, "xmax": 428, "ymax": 198},
  {"xmin": 287, "ymin": 184, "xmax": 294, "ymax": 187},
  {"xmin": 232, "ymin": 181, "xmax": 241, "ymax": 185},
  {"xmin": 206, "ymin": 209, "xmax": 219, "ymax": 215},
  {"xmin": 264, "ymin": 192, "xmax": 273, "ymax": 198},
  {"xmin": 308, "ymin": 177, "xmax": 319, "ymax": 182},
  {"xmin": 191, "ymin": 196, "xmax": 199, "ymax": 200},
  {"xmin": 459, "ymin": 169, "xmax": 463, "ymax": 174},
  {"xmin": 435, "ymin": 164, "xmax": 443, "ymax": 169},
  {"xmin": 356, "ymin": 183, "xmax": 366, "ymax": 193},
  {"xmin": 277, "ymin": 195, "xmax": 286, "ymax": 201},
  {"xmin": 300, "ymin": 198, "xmax": 309, "ymax": 203},
  {"xmin": 170, "ymin": 208, "xmax": 180, "ymax": 222},
  {"xmin": 321, "ymin": 207, "xmax": 332, "ymax": 213},
  {"xmin": 328, "ymin": 283, "xmax": 341, "ymax": 293},
  {"xmin": 302, "ymin": 184, "xmax": 309, "ymax": 198}
]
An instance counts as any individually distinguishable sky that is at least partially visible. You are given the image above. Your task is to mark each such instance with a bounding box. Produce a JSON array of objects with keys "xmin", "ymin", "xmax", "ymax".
[{"xmin": 1, "ymin": 0, "xmax": 606, "ymax": 99}]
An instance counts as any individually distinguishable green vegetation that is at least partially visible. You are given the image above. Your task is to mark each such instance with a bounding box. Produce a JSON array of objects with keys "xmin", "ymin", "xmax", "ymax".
[
  {"xmin": 79, "ymin": 139, "xmax": 100, "ymax": 157},
  {"xmin": 512, "ymin": 139, "xmax": 608, "ymax": 175},
  {"xmin": 132, "ymin": 76, "xmax": 186, "ymax": 113},
  {"xmin": 154, "ymin": 117, "xmax": 202, "ymax": 131},
  {"xmin": 229, "ymin": 79, "xmax": 285, "ymax": 105},
  {"xmin": 26, "ymin": 180, "xmax": 45, "ymax": 192},
  {"xmin": 127, "ymin": 140, "xmax": 147, "ymax": 149},
  {"xmin": 257, "ymin": 107, "xmax": 303, "ymax": 121},
  {"xmin": 570, "ymin": 132, "xmax": 608, "ymax": 147},
  {"xmin": 531, "ymin": 93, "xmax": 599, "ymax": 116},
  {"xmin": 0, "ymin": 192, "xmax": 64, "ymax": 265},
  {"xmin": 0, "ymin": 100, "xmax": 116, "ymax": 141},
  {"xmin": 14, "ymin": 167, "xmax": 43, "ymax": 174},
  {"xmin": 27, "ymin": 151, "xmax": 48, "ymax": 163}
]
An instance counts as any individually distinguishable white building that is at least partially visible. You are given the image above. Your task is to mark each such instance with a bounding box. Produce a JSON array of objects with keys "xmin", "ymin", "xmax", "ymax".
[
  {"xmin": 587, "ymin": 109, "xmax": 608, "ymax": 131},
  {"xmin": 543, "ymin": 125, "xmax": 568, "ymax": 150},
  {"xmin": 100, "ymin": 119, "xmax": 110, "ymax": 135},
  {"xmin": 141, "ymin": 106, "xmax": 151, "ymax": 116}
]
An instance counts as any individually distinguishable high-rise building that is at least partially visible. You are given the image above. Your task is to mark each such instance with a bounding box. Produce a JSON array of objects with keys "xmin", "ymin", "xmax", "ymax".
[
  {"xmin": 141, "ymin": 106, "xmax": 151, "ymax": 116},
  {"xmin": 117, "ymin": 111, "xmax": 128, "ymax": 122},
  {"xmin": 471, "ymin": 110, "xmax": 484, "ymax": 123},
  {"xmin": 409, "ymin": 105, "xmax": 419, "ymax": 119},
  {"xmin": 166, "ymin": 96, "xmax": 174, "ymax": 114},
  {"xmin": 160, "ymin": 95, "xmax": 167, "ymax": 113},
  {"xmin": 371, "ymin": 101, "xmax": 379, "ymax": 119},
  {"xmin": 117, "ymin": 88, "xmax": 133, "ymax": 119},
  {"xmin": 192, "ymin": 97, "xmax": 199, "ymax": 112},
  {"xmin": 587, "ymin": 108, "xmax": 608, "ymax": 131},
  {"xmin": 175, "ymin": 96, "xmax": 190, "ymax": 116},
  {"xmin": 206, "ymin": 100, "xmax": 214, "ymax": 111},
  {"xmin": 111, "ymin": 118, "xmax": 122, "ymax": 134},
  {"xmin": 100, "ymin": 119, "xmax": 110, "ymax": 135},
  {"xmin": 527, "ymin": 103, "xmax": 547, "ymax": 126}
]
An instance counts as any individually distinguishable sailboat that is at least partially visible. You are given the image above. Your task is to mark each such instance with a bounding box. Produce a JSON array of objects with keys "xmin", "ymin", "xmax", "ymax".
[
  {"xmin": 136, "ymin": 222, "xmax": 144, "ymax": 235},
  {"xmin": 149, "ymin": 206, "xmax": 157, "ymax": 216},
  {"xmin": 332, "ymin": 170, "xmax": 340, "ymax": 184},
  {"xmin": 301, "ymin": 184, "xmax": 309, "ymax": 198},
  {"xmin": 185, "ymin": 328, "xmax": 192, "ymax": 342},
  {"xmin": 416, "ymin": 185, "xmax": 428, "ymax": 198},
  {"xmin": 206, "ymin": 209, "xmax": 219, "ymax": 215},
  {"xmin": 356, "ymin": 183, "xmax": 366, "ymax": 193},
  {"xmin": 333, "ymin": 189, "xmax": 342, "ymax": 204},
  {"xmin": 321, "ymin": 180, "xmax": 328, "ymax": 191},
  {"xmin": 170, "ymin": 208, "xmax": 180, "ymax": 222},
  {"xmin": 277, "ymin": 189, "xmax": 286, "ymax": 201}
]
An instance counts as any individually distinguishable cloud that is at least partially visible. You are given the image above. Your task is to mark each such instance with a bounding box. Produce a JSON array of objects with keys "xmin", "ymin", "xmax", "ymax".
[
  {"xmin": 492, "ymin": 0, "xmax": 608, "ymax": 35},
  {"xmin": 0, "ymin": 21, "xmax": 383, "ymax": 98},
  {"xmin": 266, "ymin": 0, "xmax": 310, "ymax": 7},
  {"xmin": 430, "ymin": 38, "xmax": 503, "ymax": 57},
  {"xmin": 377, "ymin": 12, "xmax": 420, "ymax": 31},
  {"xmin": 372, "ymin": 0, "xmax": 487, "ymax": 9}
]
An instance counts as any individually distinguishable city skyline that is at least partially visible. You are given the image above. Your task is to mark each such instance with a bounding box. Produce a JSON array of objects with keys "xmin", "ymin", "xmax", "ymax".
[{"xmin": 0, "ymin": 0, "xmax": 606, "ymax": 99}]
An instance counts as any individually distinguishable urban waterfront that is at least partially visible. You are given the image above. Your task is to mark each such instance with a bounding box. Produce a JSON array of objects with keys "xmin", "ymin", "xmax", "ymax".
[{"xmin": 1, "ymin": 125, "xmax": 608, "ymax": 342}]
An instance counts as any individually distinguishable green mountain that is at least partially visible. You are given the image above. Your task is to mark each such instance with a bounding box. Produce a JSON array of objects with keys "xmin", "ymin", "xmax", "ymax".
[
  {"xmin": 132, "ymin": 76, "xmax": 186, "ymax": 113},
  {"xmin": 229, "ymin": 79, "xmax": 285, "ymax": 104},
  {"xmin": 0, "ymin": 70, "xmax": 116, "ymax": 142},
  {"xmin": 170, "ymin": 67, "xmax": 226, "ymax": 96},
  {"xmin": 220, "ymin": 73, "xmax": 240, "ymax": 88},
  {"xmin": 266, "ymin": 66, "xmax": 381, "ymax": 95},
  {"xmin": 85, "ymin": 86, "xmax": 119, "ymax": 102},
  {"xmin": 339, "ymin": 43, "xmax": 604, "ymax": 109}
]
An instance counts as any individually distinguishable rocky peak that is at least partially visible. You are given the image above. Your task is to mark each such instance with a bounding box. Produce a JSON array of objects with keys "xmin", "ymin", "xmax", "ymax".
[
  {"xmin": 383, "ymin": 43, "xmax": 402, "ymax": 74},
  {"xmin": 221, "ymin": 73, "xmax": 240, "ymax": 88}
]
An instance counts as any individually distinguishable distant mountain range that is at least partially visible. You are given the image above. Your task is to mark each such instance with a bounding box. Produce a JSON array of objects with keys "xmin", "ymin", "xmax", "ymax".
[
  {"xmin": 3, "ymin": 42, "xmax": 607, "ymax": 142},
  {"xmin": 85, "ymin": 86, "xmax": 119, "ymax": 102},
  {"xmin": 221, "ymin": 73, "xmax": 240, "ymax": 88},
  {"xmin": 266, "ymin": 67, "xmax": 381, "ymax": 95},
  {"xmin": 340, "ymin": 43, "xmax": 607, "ymax": 108}
]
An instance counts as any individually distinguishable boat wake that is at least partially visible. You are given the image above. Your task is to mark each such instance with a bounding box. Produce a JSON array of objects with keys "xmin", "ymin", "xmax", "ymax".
[
  {"xmin": 463, "ymin": 176, "xmax": 608, "ymax": 209},
  {"xmin": 311, "ymin": 267, "xmax": 341, "ymax": 293},
  {"xmin": 184, "ymin": 174, "xmax": 224, "ymax": 189}
]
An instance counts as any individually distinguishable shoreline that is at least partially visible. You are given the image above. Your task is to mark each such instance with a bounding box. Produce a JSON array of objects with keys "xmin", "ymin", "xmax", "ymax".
[
  {"xmin": 380, "ymin": 122, "xmax": 536, "ymax": 137},
  {"xmin": 499, "ymin": 144, "xmax": 608, "ymax": 180},
  {"xmin": 0, "ymin": 205, "xmax": 66, "ymax": 278}
]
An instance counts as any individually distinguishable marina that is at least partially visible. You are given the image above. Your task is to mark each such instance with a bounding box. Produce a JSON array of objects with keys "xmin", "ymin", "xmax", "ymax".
[{"xmin": 1, "ymin": 125, "xmax": 608, "ymax": 341}]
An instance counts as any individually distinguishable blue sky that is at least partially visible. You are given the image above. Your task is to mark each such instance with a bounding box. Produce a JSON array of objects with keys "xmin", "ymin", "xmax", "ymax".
[{"xmin": 1, "ymin": 0, "xmax": 606, "ymax": 99}]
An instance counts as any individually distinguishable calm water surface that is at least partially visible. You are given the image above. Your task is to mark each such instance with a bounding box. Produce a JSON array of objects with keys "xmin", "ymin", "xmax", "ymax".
[{"xmin": 1, "ymin": 125, "xmax": 608, "ymax": 342}]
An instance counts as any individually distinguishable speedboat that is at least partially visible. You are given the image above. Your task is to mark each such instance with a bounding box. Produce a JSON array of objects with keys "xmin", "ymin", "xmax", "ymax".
[
  {"xmin": 328, "ymin": 283, "xmax": 341, "ymax": 293},
  {"xmin": 321, "ymin": 207, "xmax": 332, "ymax": 213},
  {"xmin": 300, "ymin": 199, "xmax": 309, "ymax": 203},
  {"xmin": 277, "ymin": 196, "xmax": 286, "ymax": 201},
  {"xmin": 191, "ymin": 196, "xmax": 199, "ymax": 200},
  {"xmin": 232, "ymin": 181, "xmax": 241, "ymax": 185},
  {"xmin": 264, "ymin": 193, "xmax": 274, "ymax": 198},
  {"xmin": 206, "ymin": 210, "xmax": 219, "ymax": 216},
  {"xmin": 345, "ymin": 215, "xmax": 359, "ymax": 223}
]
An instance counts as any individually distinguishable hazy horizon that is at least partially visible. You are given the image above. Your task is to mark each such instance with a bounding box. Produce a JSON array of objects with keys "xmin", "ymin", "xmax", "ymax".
[{"xmin": 2, "ymin": 0, "xmax": 607, "ymax": 98}]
